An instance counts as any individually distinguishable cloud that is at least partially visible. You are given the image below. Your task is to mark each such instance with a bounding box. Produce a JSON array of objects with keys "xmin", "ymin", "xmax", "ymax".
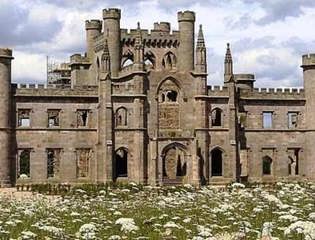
[{"xmin": 243, "ymin": 0, "xmax": 315, "ymax": 25}]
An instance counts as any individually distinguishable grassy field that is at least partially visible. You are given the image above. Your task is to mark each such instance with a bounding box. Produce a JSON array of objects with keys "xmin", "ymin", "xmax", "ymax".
[{"xmin": 0, "ymin": 182, "xmax": 315, "ymax": 239}]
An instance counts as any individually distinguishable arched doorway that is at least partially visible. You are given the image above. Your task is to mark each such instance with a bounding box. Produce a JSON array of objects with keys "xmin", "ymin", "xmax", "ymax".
[
  {"xmin": 262, "ymin": 156, "xmax": 272, "ymax": 175},
  {"xmin": 211, "ymin": 148, "xmax": 223, "ymax": 176},
  {"xmin": 162, "ymin": 143, "xmax": 187, "ymax": 183},
  {"xmin": 115, "ymin": 148, "xmax": 128, "ymax": 178}
]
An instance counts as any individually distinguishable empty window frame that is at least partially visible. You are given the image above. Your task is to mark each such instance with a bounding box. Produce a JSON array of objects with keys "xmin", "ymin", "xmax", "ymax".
[
  {"xmin": 288, "ymin": 112, "xmax": 298, "ymax": 129},
  {"xmin": 211, "ymin": 108, "xmax": 223, "ymax": 127},
  {"xmin": 77, "ymin": 110, "xmax": 89, "ymax": 127},
  {"xmin": 18, "ymin": 109, "xmax": 31, "ymax": 127},
  {"xmin": 262, "ymin": 156, "xmax": 273, "ymax": 175},
  {"xmin": 47, "ymin": 149, "xmax": 61, "ymax": 178},
  {"xmin": 76, "ymin": 148, "xmax": 91, "ymax": 178},
  {"xmin": 18, "ymin": 149, "xmax": 31, "ymax": 178},
  {"xmin": 115, "ymin": 107, "xmax": 128, "ymax": 127},
  {"xmin": 47, "ymin": 110, "xmax": 60, "ymax": 127},
  {"xmin": 263, "ymin": 112, "xmax": 273, "ymax": 129}
]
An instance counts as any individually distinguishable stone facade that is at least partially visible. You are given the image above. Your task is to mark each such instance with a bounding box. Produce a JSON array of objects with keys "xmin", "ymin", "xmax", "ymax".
[{"xmin": 0, "ymin": 8, "xmax": 315, "ymax": 186}]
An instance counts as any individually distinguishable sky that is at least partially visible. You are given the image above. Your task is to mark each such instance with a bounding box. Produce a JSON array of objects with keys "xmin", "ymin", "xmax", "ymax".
[{"xmin": 1, "ymin": 0, "xmax": 315, "ymax": 87}]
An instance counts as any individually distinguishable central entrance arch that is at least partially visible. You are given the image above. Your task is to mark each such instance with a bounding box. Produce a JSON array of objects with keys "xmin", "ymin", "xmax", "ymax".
[
  {"xmin": 162, "ymin": 143, "xmax": 187, "ymax": 184},
  {"xmin": 115, "ymin": 147, "xmax": 128, "ymax": 179}
]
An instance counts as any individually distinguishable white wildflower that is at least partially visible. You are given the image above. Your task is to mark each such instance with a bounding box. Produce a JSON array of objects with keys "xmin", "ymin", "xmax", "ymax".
[{"xmin": 115, "ymin": 218, "xmax": 139, "ymax": 232}]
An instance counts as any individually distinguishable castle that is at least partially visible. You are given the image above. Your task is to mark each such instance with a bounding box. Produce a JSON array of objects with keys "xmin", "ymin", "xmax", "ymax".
[{"xmin": 0, "ymin": 8, "xmax": 315, "ymax": 187}]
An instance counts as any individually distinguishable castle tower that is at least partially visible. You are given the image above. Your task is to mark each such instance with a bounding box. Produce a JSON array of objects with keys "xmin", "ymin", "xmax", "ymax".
[
  {"xmin": 195, "ymin": 24, "xmax": 207, "ymax": 73},
  {"xmin": 103, "ymin": 8, "xmax": 121, "ymax": 77},
  {"xmin": 0, "ymin": 48, "xmax": 13, "ymax": 186},
  {"xmin": 177, "ymin": 11, "xmax": 195, "ymax": 72},
  {"xmin": 85, "ymin": 20, "xmax": 102, "ymax": 61},
  {"xmin": 301, "ymin": 53, "xmax": 315, "ymax": 179}
]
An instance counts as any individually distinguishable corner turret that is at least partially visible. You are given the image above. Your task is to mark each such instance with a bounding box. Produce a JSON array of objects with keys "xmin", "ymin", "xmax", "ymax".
[
  {"xmin": 85, "ymin": 20, "xmax": 102, "ymax": 60},
  {"xmin": 178, "ymin": 10, "xmax": 195, "ymax": 71},
  {"xmin": 103, "ymin": 8, "xmax": 121, "ymax": 77},
  {"xmin": 0, "ymin": 48, "xmax": 13, "ymax": 186}
]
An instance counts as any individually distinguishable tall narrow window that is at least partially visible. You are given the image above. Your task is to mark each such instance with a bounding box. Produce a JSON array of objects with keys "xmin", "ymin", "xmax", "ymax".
[
  {"xmin": 211, "ymin": 148, "xmax": 223, "ymax": 176},
  {"xmin": 288, "ymin": 112, "xmax": 298, "ymax": 129},
  {"xmin": 263, "ymin": 112, "xmax": 272, "ymax": 129},
  {"xmin": 77, "ymin": 110, "xmax": 89, "ymax": 127},
  {"xmin": 76, "ymin": 149, "xmax": 91, "ymax": 178},
  {"xmin": 262, "ymin": 156, "xmax": 272, "ymax": 175},
  {"xmin": 47, "ymin": 149, "xmax": 61, "ymax": 178},
  {"xmin": 18, "ymin": 109, "xmax": 31, "ymax": 127},
  {"xmin": 115, "ymin": 148, "xmax": 128, "ymax": 178},
  {"xmin": 211, "ymin": 108, "xmax": 223, "ymax": 127},
  {"xmin": 18, "ymin": 149, "xmax": 30, "ymax": 178},
  {"xmin": 47, "ymin": 110, "xmax": 60, "ymax": 127},
  {"xmin": 115, "ymin": 107, "xmax": 128, "ymax": 127}
]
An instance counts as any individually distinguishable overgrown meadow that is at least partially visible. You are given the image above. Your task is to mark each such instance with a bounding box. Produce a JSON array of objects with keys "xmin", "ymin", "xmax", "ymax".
[{"xmin": 0, "ymin": 182, "xmax": 315, "ymax": 239}]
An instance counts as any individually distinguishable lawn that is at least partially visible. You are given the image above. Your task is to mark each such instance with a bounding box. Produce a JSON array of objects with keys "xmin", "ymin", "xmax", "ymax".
[{"xmin": 0, "ymin": 182, "xmax": 314, "ymax": 239}]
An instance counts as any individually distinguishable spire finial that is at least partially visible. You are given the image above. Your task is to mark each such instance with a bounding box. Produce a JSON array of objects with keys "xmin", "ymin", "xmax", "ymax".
[
  {"xmin": 197, "ymin": 24, "xmax": 205, "ymax": 47},
  {"xmin": 225, "ymin": 42, "xmax": 232, "ymax": 63},
  {"xmin": 137, "ymin": 22, "xmax": 140, "ymax": 30},
  {"xmin": 224, "ymin": 42, "xmax": 233, "ymax": 80}
]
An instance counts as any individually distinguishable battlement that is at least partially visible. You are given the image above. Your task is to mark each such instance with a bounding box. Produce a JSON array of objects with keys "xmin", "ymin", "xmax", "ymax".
[
  {"xmin": 208, "ymin": 85, "xmax": 229, "ymax": 97},
  {"xmin": 85, "ymin": 20, "xmax": 102, "ymax": 30},
  {"xmin": 234, "ymin": 74, "xmax": 255, "ymax": 82},
  {"xmin": 240, "ymin": 87, "xmax": 305, "ymax": 100},
  {"xmin": 153, "ymin": 22, "xmax": 171, "ymax": 32},
  {"xmin": 70, "ymin": 54, "xmax": 90, "ymax": 65},
  {"xmin": 0, "ymin": 48, "xmax": 13, "ymax": 59},
  {"xmin": 302, "ymin": 53, "xmax": 315, "ymax": 67},
  {"xmin": 102, "ymin": 8, "xmax": 121, "ymax": 20},
  {"xmin": 177, "ymin": 11, "xmax": 195, "ymax": 22},
  {"xmin": 121, "ymin": 28, "xmax": 179, "ymax": 47}
]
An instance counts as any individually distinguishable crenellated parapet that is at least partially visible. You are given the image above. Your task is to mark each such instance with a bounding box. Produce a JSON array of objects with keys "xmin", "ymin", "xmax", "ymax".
[
  {"xmin": 239, "ymin": 87, "xmax": 305, "ymax": 100},
  {"xmin": 102, "ymin": 8, "xmax": 121, "ymax": 20},
  {"xmin": 70, "ymin": 54, "xmax": 90, "ymax": 66},
  {"xmin": 177, "ymin": 11, "xmax": 195, "ymax": 22},
  {"xmin": 208, "ymin": 85, "xmax": 229, "ymax": 97},
  {"xmin": 85, "ymin": 20, "xmax": 102, "ymax": 30},
  {"xmin": 302, "ymin": 54, "xmax": 315, "ymax": 69},
  {"xmin": 121, "ymin": 28, "xmax": 179, "ymax": 48}
]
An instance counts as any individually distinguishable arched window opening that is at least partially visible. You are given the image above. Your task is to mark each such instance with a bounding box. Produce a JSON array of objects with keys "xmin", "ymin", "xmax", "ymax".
[
  {"xmin": 115, "ymin": 148, "xmax": 128, "ymax": 178},
  {"xmin": 115, "ymin": 107, "xmax": 128, "ymax": 127},
  {"xmin": 122, "ymin": 59, "xmax": 134, "ymax": 67},
  {"xmin": 162, "ymin": 52, "xmax": 176, "ymax": 70},
  {"xmin": 122, "ymin": 50, "xmax": 134, "ymax": 68},
  {"xmin": 18, "ymin": 149, "xmax": 30, "ymax": 178},
  {"xmin": 262, "ymin": 156, "xmax": 272, "ymax": 175},
  {"xmin": 211, "ymin": 148, "xmax": 223, "ymax": 176},
  {"xmin": 144, "ymin": 51, "xmax": 155, "ymax": 69},
  {"xmin": 96, "ymin": 58, "xmax": 100, "ymax": 71},
  {"xmin": 211, "ymin": 108, "xmax": 223, "ymax": 127},
  {"xmin": 166, "ymin": 90, "xmax": 177, "ymax": 102},
  {"xmin": 288, "ymin": 149, "xmax": 299, "ymax": 176},
  {"xmin": 163, "ymin": 145, "xmax": 186, "ymax": 179}
]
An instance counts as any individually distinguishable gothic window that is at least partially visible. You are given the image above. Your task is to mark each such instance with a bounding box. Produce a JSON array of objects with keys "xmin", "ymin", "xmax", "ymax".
[
  {"xmin": 18, "ymin": 109, "xmax": 31, "ymax": 127},
  {"xmin": 144, "ymin": 51, "xmax": 155, "ymax": 69},
  {"xmin": 162, "ymin": 52, "xmax": 176, "ymax": 70},
  {"xmin": 47, "ymin": 110, "xmax": 60, "ymax": 127},
  {"xmin": 76, "ymin": 149, "xmax": 91, "ymax": 178},
  {"xmin": 263, "ymin": 112, "xmax": 273, "ymax": 129},
  {"xmin": 115, "ymin": 107, "xmax": 128, "ymax": 127},
  {"xmin": 162, "ymin": 145, "xmax": 186, "ymax": 179},
  {"xmin": 122, "ymin": 50, "xmax": 134, "ymax": 68},
  {"xmin": 262, "ymin": 156, "xmax": 272, "ymax": 175},
  {"xmin": 47, "ymin": 149, "xmax": 61, "ymax": 178},
  {"xmin": 115, "ymin": 148, "xmax": 128, "ymax": 178},
  {"xmin": 211, "ymin": 108, "xmax": 222, "ymax": 127},
  {"xmin": 211, "ymin": 148, "xmax": 223, "ymax": 176},
  {"xmin": 18, "ymin": 149, "xmax": 30, "ymax": 178},
  {"xmin": 288, "ymin": 112, "xmax": 298, "ymax": 129},
  {"xmin": 77, "ymin": 110, "xmax": 89, "ymax": 127}
]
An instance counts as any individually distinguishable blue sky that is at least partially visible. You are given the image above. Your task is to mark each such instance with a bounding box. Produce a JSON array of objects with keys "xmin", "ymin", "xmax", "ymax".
[{"xmin": 1, "ymin": 0, "xmax": 315, "ymax": 87}]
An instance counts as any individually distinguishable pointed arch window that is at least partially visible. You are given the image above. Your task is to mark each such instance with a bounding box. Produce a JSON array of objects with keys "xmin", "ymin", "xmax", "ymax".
[
  {"xmin": 162, "ymin": 52, "xmax": 176, "ymax": 70},
  {"xmin": 211, "ymin": 148, "xmax": 223, "ymax": 176},
  {"xmin": 144, "ymin": 51, "xmax": 155, "ymax": 69},
  {"xmin": 122, "ymin": 50, "xmax": 134, "ymax": 68},
  {"xmin": 115, "ymin": 107, "xmax": 128, "ymax": 127}
]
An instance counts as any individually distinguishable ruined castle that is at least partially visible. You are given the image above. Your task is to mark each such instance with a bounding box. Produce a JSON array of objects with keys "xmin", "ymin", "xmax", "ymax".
[{"xmin": 0, "ymin": 8, "xmax": 314, "ymax": 186}]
